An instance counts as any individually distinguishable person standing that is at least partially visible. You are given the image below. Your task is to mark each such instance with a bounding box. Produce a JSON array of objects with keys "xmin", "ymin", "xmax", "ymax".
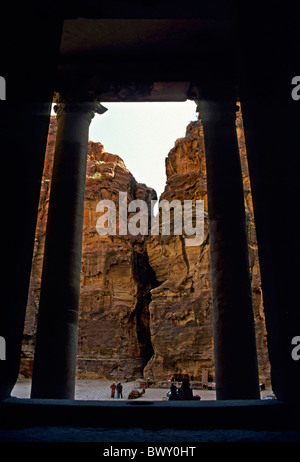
[
  {"xmin": 116, "ymin": 382, "xmax": 123, "ymax": 398},
  {"xmin": 178, "ymin": 379, "xmax": 193, "ymax": 400},
  {"xmin": 110, "ymin": 382, "xmax": 116, "ymax": 398},
  {"xmin": 169, "ymin": 382, "xmax": 178, "ymax": 400}
]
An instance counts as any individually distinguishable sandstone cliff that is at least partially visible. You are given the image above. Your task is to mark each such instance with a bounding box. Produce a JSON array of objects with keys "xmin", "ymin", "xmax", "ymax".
[
  {"xmin": 144, "ymin": 106, "xmax": 270, "ymax": 385},
  {"xmin": 143, "ymin": 120, "xmax": 212, "ymax": 381},
  {"xmin": 21, "ymin": 116, "xmax": 158, "ymax": 381},
  {"xmin": 78, "ymin": 143, "xmax": 157, "ymax": 380},
  {"xmin": 21, "ymin": 108, "xmax": 271, "ymax": 386}
]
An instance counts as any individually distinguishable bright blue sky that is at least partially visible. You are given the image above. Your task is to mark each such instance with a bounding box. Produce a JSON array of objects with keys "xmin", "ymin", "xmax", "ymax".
[{"xmin": 88, "ymin": 101, "xmax": 197, "ymax": 199}]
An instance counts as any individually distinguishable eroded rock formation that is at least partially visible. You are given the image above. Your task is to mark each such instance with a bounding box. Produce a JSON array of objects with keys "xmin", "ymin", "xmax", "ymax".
[
  {"xmin": 144, "ymin": 106, "xmax": 270, "ymax": 385},
  {"xmin": 21, "ymin": 116, "xmax": 157, "ymax": 381},
  {"xmin": 144, "ymin": 120, "xmax": 213, "ymax": 381},
  {"xmin": 21, "ymin": 109, "xmax": 271, "ymax": 386}
]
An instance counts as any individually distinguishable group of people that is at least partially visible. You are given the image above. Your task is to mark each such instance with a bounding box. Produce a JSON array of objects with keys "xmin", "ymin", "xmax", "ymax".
[
  {"xmin": 109, "ymin": 379, "xmax": 200, "ymax": 400},
  {"xmin": 110, "ymin": 382, "xmax": 123, "ymax": 398},
  {"xmin": 168, "ymin": 379, "xmax": 201, "ymax": 401}
]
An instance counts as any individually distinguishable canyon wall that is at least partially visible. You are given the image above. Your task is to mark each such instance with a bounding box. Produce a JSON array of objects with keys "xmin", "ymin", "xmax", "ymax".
[
  {"xmin": 21, "ymin": 116, "xmax": 157, "ymax": 381},
  {"xmin": 144, "ymin": 107, "xmax": 270, "ymax": 384},
  {"xmin": 21, "ymin": 109, "xmax": 271, "ymax": 385}
]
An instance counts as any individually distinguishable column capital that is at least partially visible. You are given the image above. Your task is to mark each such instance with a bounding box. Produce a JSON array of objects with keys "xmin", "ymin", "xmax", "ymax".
[
  {"xmin": 191, "ymin": 84, "xmax": 239, "ymax": 123},
  {"xmin": 53, "ymin": 92, "xmax": 108, "ymax": 121},
  {"xmin": 195, "ymin": 99, "xmax": 239, "ymax": 124}
]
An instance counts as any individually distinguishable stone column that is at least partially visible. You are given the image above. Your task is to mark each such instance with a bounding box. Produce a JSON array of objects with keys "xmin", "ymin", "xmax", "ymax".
[
  {"xmin": 235, "ymin": 2, "xmax": 300, "ymax": 403},
  {"xmin": 0, "ymin": 13, "xmax": 63, "ymax": 399},
  {"xmin": 196, "ymin": 89, "xmax": 260, "ymax": 400},
  {"xmin": 31, "ymin": 97, "xmax": 107, "ymax": 399},
  {"xmin": 240, "ymin": 88, "xmax": 300, "ymax": 402}
]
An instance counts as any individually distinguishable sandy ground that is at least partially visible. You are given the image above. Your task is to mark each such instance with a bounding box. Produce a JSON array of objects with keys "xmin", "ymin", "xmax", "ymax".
[
  {"xmin": 3, "ymin": 379, "xmax": 300, "ymax": 443},
  {"xmin": 11, "ymin": 377, "xmax": 273, "ymax": 401}
]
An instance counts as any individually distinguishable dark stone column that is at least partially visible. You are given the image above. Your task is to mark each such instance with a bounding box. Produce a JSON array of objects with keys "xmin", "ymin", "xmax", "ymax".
[
  {"xmin": 239, "ymin": 67, "xmax": 300, "ymax": 404},
  {"xmin": 31, "ymin": 98, "xmax": 107, "ymax": 399},
  {"xmin": 0, "ymin": 10, "xmax": 63, "ymax": 399},
  {"xmin": 235, "ymin": 0, "xmax": 300, "ymax": 403},
  {"xmin": 196, "ymin": 90, "xmax": 260, "ymax": 400}
]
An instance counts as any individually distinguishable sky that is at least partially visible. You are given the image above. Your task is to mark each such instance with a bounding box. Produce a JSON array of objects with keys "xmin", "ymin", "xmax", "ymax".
[{"xmin": 88, "ymin": 101, "xmax": 197, "ymax": 199}]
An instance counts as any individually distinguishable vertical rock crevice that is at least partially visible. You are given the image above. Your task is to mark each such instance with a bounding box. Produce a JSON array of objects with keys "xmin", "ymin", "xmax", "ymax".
[
  {"xmin": 179, "ymin": 234, "xmax": 190, "ymax": 276},
  {"xmin": 129, "ymin": 249, "xmax": 159, "ymax": 368}
]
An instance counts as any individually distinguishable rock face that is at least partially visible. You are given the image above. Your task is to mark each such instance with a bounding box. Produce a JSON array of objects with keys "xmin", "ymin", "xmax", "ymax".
[
  {"xmin": 143, "ymin": 120, "xmax": 212, "ymax": 381},
  {"xmin": 21, "ymin": 116, "xmax": 158, "ymax": 381},
  {"xmin": 78, "ymin": 145, "xmax": 157, "ymax": 380},
  {"xmin": 144, "ymin": 106, "xmax": 270, "ymax": 385},
  {"xmin": 21, "ymin": 109, "xmax": 271, "ymax": 386}
]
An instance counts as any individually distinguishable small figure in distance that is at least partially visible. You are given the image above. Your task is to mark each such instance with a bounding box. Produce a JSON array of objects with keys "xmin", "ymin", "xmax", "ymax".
[
  {"xmin": 168, "ymin": 382, "xmax": 178, "ymax": 400},
  {"xmin": 128, "ymin": 388, "xmax": 145, "ymax": 399},
  {"xmin": 116, "ymin": 382, "xmax": 123, "ymax": 398},
  {"xmin": 178, "ymin": 379, "xmax": 194, "ymax": 400},
  {"xmin": 110, "ymin": 382, "xmax": 117, "ymax": 398}
]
